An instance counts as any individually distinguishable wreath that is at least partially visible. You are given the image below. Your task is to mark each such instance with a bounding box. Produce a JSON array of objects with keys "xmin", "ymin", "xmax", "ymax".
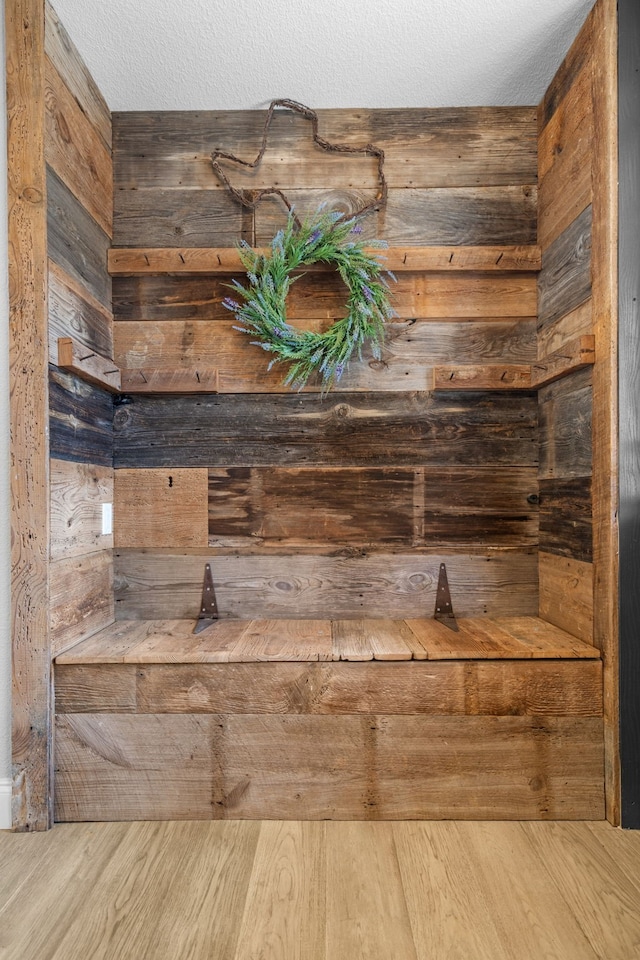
[{"xmin": 222, "ymin": 209, "xmax": 396, "ymax": 391}]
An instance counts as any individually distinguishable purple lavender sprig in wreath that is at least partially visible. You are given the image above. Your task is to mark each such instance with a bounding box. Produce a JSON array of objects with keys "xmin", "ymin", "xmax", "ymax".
[{"xmin": 223, "ymin": 209, "xmax": 396, "ymax": 391}]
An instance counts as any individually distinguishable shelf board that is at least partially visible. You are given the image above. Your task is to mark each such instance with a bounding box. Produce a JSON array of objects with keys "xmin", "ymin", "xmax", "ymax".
[
  {"xmin": 433, "ymin": 336, "xmax": 595, "ymax": 392},
  {"xmin": 108, "ymin": 244, "xmax": 542, "ymax": 276},
  {"xmin": 58, "ymin": 338, "xmax": 121, "ymax": 393}
]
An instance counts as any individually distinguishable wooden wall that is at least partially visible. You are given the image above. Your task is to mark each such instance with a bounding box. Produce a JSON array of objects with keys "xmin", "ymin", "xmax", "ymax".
[
  {"xmin": 536, "ymin": 0, "xmax": 618, "ymax": 819},
  {"xmin": 44, "ymin": 1, "xmax": 115, "ymax": 658},
  {"xmin": 111, "ymin": 107, "xmax": 540, "ymax": 621}
]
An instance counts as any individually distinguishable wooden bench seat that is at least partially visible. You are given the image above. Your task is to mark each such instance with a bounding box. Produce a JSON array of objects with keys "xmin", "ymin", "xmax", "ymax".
[
  {"xmin": 55, "ymin": 616, "xmax": 600, "ymax": 665},
  {"xmin": 53, "ymin": 616, "xmax": 604, "ymax": 823}
]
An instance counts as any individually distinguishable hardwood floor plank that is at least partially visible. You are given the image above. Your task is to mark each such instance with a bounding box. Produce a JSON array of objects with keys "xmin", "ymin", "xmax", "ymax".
[
  {"xmin": 463, "ymin": 822, "xmax": 600, "ymax": 959},
  {"xmin": 234, "ymin": 821, "xmax": 326, "ymax": 960},
  {"xmin": 394, "ymin": 822, "xmax": 505, "ymax": 959},
  {"xmin": 48, "ymin": 821, "xmax": 260, "ymax": 960},
  {"xmin": 325, "ymin": 822, "xmax": 417, "ymax": 960},
  {"xmin": 231, "ymin": 620, "xmax": 333, "ymax": 662},
  {"xmin": 4, "ymin": 822, "xmax": 639, "ymax": 960},
  {"xmin": 519, "ymin": 822, "xmax": 640, "ymax": 960}
]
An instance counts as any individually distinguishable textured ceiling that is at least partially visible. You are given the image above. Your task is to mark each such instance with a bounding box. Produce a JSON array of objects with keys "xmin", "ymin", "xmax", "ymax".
[{"xmin": 51, "ymin": 0, "xmax": 594, "ymax": 112}]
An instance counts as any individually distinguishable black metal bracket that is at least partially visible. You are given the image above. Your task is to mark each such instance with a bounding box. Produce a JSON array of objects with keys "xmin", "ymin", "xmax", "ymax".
[
  {"xmin": 434, "ymin": 562, "xmax": 459, "ymax": 632},
  {"xmin": 193, "ymin": 562, "xmax": 219, "ymax": 634}
]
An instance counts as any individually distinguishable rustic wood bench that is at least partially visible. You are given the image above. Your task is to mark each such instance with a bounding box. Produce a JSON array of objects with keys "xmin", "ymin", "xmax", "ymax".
[{"xmin": 53, "ymin": 616, "xmax": 604, "ymax": 823}]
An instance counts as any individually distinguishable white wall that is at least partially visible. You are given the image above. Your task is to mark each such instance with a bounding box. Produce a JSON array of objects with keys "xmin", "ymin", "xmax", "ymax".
[{"xmin": 0, "ymin": 0, "xmax": 12, "ymax": 826}]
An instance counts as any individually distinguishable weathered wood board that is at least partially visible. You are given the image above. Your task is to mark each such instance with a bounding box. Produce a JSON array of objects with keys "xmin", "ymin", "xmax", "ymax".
[
  {"xmin": 539, "ymin": 551, "xmax": 594, "ymax": 645},
  {"xmin": 49, "ymin": 366, "xmax": 114, "ymax": 467},
  {"xmin": 8, "ymin": 0, "xmax": 51, "ymax": 831},
  {"xmin": 54, "ymin": 712, "xmax": 604, "ymax": 821},
  {"xmin": 50, "ymin": 550, "xmax": 114, "ymax": 656},
  {"xmin": 44, "ymin": 54, "xmax": 113, "ymax": 237},
  {"xmin": 538, "ymin": 205, "xmax": 592, "ymax": 329},
  {"xmin": 113, "ymin": 551, "xmax": 538, "ymax": 620},
  {"xmin": 113, "ymin": 392, "xmax": 538, "ymax": 469},
  {"xmin": 114, "ymin": 468, "xmax": 209, "ymax": 548},
  {"xmin": 47, "ymin": 166, "xmax": 111, "ymax": 311},
  {"xmin": 113, "ymin": 107, "xmax": 538, "ymax": 191},
  {"xmin": 49, "ymin": 260, "xmax": 114, "ymax": 364},
  {"xmin": 51, "ymin": 458, "xmax": 114, "ymax": 560},
  {"xmin": 55, "ymin": 659, "xmax": 603, "ymax": 717},
  {"xmin": 539, "ymin": 477, "xmax": 592, "ymax": 561},
  {"xmin": 207, "ymin": 465, "xmax": 538, "ymax": 552},
  {"xmin": 538, "ymin": 368, "xmax": 592, "ymax": 480}
]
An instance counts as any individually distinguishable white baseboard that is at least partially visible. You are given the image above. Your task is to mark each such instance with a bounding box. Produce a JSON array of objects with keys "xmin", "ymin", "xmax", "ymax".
[{"xmin": 0, "ymin": 779, "xmax": 12, "ymax": 830}]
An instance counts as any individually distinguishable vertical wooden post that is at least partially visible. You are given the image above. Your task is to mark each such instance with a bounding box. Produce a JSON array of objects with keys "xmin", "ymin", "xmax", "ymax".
[
  {"xmin": 618, "ymin": 0, "xmax": 640, "ymax": 828},
  {"xmin": 6, "ymin": 0, "xmax": 51, "ymax": 829},
  {"xmin": 591, "ymin": 0, "xmax": 620, "ymax": 825}
]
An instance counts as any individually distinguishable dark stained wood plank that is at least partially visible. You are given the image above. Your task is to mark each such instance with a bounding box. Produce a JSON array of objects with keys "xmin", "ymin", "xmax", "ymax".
[
  {"xmin": 113, "ymin": 392, "xmax": 539, "ymax": 469},
  {"xmin": 44, "ymin": 55, "xmax": 112, "ymax": 237},
  {"xmin": 538, "ymin": 551, "xmax": 594, "ymax": 645},
  {"xmin": 50, "ymin": 550, "xmax": 114, "ymax": 657},
  {"xmin": 208, "ymin": 466, "xmax": 416, "ymax": 549},
  {"xmin": 113, "ymin": 107, "xmax": 538, "ymax": 191},
  {"xmin": 113, "ymin": 551, "xmax": 538, "ymax": 621},
  {"xmin": 207, "ymin": 465, "xmax": 537, "ymax": 553},
  {"xmin": 538, "ymin": 367, "xmax": 592, "ymax": 480},
  {"xmin": 44, "ymin": 0, "xmax": 111, "ymax": 150},
  {"xmin": 115, "ymin": 468, "xmax": 209, "ymax": 548},
  {"xmin": 539, "ymin": 477, "xmax": 593, "ymax": 562},
  {"xmin": 49, "ymin": 260, "xmax": 113, "ymax": 363},
  {"xmin": 54, "ymin": 712, "xmax": 604, "ymax": 821},
  {"xmin": 538, "ymin": 205, "xmax": 592, "ymax": 329},
  {"xmin": 7, "ymin": 0, "xmax": 51, "ymax": 831},
  {"xmin": 55, "ymin": 663, "xmax": 137, "ymax": 713},
  {"xmin": 108, "ymin": 245, "xmax": 542, "ymax": 275},
  {"xmin": 50, "ymin": 458, "xmax": 113, "ymax": 561},
  {"xmin": 49, "ymin": 365, "xmax": 114, "ymax": 467},
  {"xmin": 422, "ymin": 467, "xmax": 538, "ymax": 548},
  {"xmin": 47, "ymin": 165, "xmax": 111, "ymax": 310}
]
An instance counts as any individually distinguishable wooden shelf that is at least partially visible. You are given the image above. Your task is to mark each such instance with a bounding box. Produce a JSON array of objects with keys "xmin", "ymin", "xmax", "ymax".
[
  {"xmin": 55, "ymin": 616, "xmax": 601, "ymax": 664},
  {"xmin": 108, "ymin": 245, "xmax": 542, "ymax": 276},
  {"xmin": 433, "ymin": 336, "xmax": 595, "ymax": 391},
  {"xmin": 58, "ymin": 337, "xmax": 121, "ymax": 393}
]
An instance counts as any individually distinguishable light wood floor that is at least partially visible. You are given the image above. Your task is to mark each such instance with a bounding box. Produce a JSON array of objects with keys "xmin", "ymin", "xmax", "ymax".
[{"xmin": 1, "ymin": 820, "xmax": 639, "ymax": 959}]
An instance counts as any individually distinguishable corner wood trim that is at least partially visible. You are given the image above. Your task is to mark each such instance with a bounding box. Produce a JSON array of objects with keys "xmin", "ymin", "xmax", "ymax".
[
  {"xmin": 433, "ymin": 336, "xmax": 595, "ymax": 391},
  {"xmin": 107, "ymin": 245, "xmax": 542, "ymax": 276}
]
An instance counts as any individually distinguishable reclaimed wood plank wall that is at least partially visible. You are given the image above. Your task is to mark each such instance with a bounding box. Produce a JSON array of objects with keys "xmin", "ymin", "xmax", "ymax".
[
  {"xmin": 112, "ymin": 107, "xmax": 540, "ymax": 620},
  {"xmin": 44, "ymin": 0, "xmax": 115, "ymax": 656},
  {"xmin": 537, "ymin": 0, "xmax": 619, "ymax": 821}
]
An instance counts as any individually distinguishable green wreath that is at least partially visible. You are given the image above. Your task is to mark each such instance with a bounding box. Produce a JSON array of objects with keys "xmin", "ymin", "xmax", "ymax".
[{"xmin": 223, "ymin": 209, "xmax": 396, "ymax": 391}]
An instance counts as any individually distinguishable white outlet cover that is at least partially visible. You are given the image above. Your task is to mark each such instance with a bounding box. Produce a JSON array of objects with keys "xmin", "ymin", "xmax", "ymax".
[{"xmin": 101, "ymin": 502, "xmax": 113, "ymax": 536}]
